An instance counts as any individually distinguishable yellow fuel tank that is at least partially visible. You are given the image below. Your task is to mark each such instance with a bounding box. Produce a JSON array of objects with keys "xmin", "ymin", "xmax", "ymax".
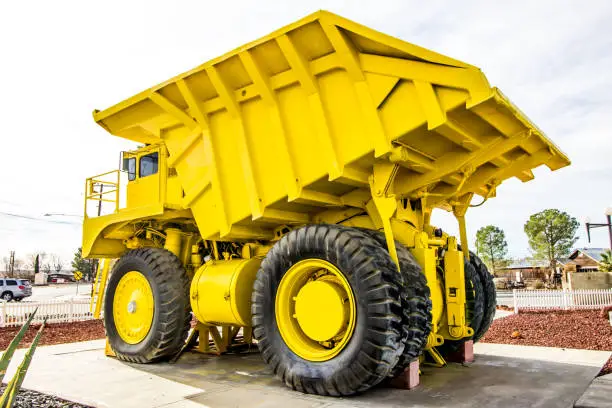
[{"xmin": 190, "ymin": 257, "xmax": 262, "ymax": 326}]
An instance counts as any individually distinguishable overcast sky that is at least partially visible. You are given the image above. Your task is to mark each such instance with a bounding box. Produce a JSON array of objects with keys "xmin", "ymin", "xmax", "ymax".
[{"xmin": 1, "ymin": 0, "xmax": 611, "ymax": 268}]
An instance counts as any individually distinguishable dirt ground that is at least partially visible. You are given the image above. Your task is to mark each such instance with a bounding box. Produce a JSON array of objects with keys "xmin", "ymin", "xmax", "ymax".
[
  {"xmin": 0, "ymin": 320, "xmax": 105, "ymax": 350},
  {"xmin": 482, "ymin": 309, "xmax": 612, "ymax": 375}
]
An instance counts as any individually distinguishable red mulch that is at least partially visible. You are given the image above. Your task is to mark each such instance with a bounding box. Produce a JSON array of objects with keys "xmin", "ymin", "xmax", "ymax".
[
  {"xmin": 482, "ymin": 309, "xmax": 612, "ymax": 376},
  {"xmin": 0, "ymin": 320, "xmax": 105, "ymax": 350},
  {"xmin": 602, "ymin": 357, "xmax": 612, "ymax": 376}
]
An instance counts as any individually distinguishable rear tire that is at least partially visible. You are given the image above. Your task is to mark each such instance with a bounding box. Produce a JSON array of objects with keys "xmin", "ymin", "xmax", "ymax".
[
  {"xmin": 104, "ymin": 248, "xmax": 191, "ymax": 363},
  {"xmin": 252, "ymin": 224, "xmax": 407, "ymax": 396},
  {"xmin": 469, "ymin": 252, "xmax": 496, "ymax": 342},
  {"xmin": 357, "ymin": 229, "xmax": 432, "ymax": 377}
]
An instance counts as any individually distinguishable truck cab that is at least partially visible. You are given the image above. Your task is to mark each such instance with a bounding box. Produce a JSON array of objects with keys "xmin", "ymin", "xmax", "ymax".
[{"xmin": 82, "ymin": 144, "xmax": 189, "ymax": 259}]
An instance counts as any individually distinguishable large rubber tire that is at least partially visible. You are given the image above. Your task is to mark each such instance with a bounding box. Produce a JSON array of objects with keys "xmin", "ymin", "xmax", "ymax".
[
  {"xmin": 104, "ymin": 248, "xmax": 191, "ymax": 363},
  {"xmin": 251, "ymin": 224, "xmax": 407, "ymax": 396},
  {"xmin": 357, "ymin": 230, "xmax": 432, "ymax": 377},
  {"xmin": 469, "ymin": 252, "xmax": 496, "ymax": 342},
  {"xmin": 1, "ymin": 291, "xmax": 12, "ymax": 302}
]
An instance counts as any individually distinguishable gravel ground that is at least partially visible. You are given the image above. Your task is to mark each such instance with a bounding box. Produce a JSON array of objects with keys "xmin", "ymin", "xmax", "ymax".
[
  {"xmin": 482, "ymin": 309, "xmax": 612, "ymax": 376},
  {"xmin": 0, "ymin": 385, "xmax": 93, "ymax": 408},
  {"xmin": 0, "ymin": 320, "xmax": 105, "ymax": 350}
]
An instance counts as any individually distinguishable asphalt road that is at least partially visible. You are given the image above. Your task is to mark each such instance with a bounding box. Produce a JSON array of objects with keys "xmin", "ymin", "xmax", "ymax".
[{"xmin": 26, "ymin": 283, "xmax": 93, "ymax": 301}]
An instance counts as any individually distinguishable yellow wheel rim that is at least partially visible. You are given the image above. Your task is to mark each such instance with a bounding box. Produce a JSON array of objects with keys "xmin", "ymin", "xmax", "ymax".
[
  {"xmin": 113, "ymin": 271, "xmax": 154, "ymax": 344},
  {"xmin": 275, "ymin": 259, "xmax": 356, "ymax": 362}
]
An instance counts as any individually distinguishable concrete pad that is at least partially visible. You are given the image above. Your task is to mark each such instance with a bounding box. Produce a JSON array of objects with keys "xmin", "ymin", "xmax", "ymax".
[
  {"xmin": 474, "ymin": 343, "xmax": 611, "ymax": 367},
  {"xmin": 574, "ymin": 374, "xmax": 612, "ymax": 408},
  {"xmin": 5, "ymin": 340, "xmax": 610, "ymax": 408},
  {"xmin": 4, "ymin": 340, "xmax": 205, "ymax": 408}
]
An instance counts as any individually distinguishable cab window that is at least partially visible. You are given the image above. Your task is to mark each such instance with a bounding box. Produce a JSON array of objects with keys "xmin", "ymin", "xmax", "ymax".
[{"xmin": 139, "ymin": 152, "xmax": 159, "ymax": 178}]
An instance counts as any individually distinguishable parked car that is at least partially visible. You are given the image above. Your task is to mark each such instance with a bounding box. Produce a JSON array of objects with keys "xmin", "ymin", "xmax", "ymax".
[
  {"xmin": 0, "ymin": 278, "xmax": 33, "ymax": 301},
  {"xmin": 508, "ymin": 280, "xmax": 526, "ymax": 289}
]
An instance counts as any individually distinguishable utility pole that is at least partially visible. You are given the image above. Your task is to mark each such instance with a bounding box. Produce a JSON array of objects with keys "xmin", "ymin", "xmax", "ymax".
[
  {"xmin": 97, "ymin": 184, "xmax": 104, "ymax": 216},
  {"xmin": 8, "ymin": 251, "xmax": 15, "ymax": 278}
]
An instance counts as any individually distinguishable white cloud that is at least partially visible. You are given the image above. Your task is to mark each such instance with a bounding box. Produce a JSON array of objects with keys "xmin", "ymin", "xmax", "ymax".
[{"xmin": 1, "ymin": 0, "xmax": 611, "ymax": 265}]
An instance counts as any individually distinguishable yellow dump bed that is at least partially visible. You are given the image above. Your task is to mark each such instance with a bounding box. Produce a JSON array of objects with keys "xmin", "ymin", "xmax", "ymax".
[{"xmin": 94, "ymin": 10, "xmax": 569, "ymax": 240}]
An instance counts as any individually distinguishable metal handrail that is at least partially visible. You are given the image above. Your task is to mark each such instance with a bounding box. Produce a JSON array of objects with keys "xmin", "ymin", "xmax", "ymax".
[{"xmin": 84, "ymin": 170, "xmax": 120, "ymax": 218}]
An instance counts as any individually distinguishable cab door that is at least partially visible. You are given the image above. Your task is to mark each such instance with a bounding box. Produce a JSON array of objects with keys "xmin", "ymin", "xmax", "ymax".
[{"xmin": 126, "ymin": 150, "xmax": 161, "ymax": 209}]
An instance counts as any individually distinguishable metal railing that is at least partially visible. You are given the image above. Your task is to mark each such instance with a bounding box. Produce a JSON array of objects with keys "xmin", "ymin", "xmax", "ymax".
[
  {"xmin": 84, "ymin": 169, "xmax": 120, "ymax": 218},
  {"xmin": 512, "ymin": 289, "xmax": 612, "ymax": 313}
]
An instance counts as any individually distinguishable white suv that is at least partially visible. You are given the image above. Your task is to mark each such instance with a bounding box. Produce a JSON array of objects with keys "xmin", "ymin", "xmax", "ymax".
[{"xmin": 0, "ymin": 278, "xmax": 32, "ymax": 301}]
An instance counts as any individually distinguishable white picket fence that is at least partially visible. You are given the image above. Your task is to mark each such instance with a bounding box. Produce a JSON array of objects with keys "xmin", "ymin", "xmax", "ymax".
[
  {"xmin": 513, "ymin": 289, "xmax": 612, "ymax": 313},
  {"xmin": 0, "ymin": 299, "xmax": 95, "ymax": 328}
]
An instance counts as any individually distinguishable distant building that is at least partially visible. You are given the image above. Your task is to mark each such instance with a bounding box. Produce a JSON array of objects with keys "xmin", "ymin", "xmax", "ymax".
[
  {"xmin": 564, "ymin": 248, "xmax": 607, "ymax": 272},
  {"xmin": 497, "ymin": 259, "xmax": 551, "ymax": 282}
]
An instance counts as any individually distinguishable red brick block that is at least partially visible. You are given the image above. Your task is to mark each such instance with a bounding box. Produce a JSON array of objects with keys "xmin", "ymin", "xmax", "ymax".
[
  {"xmin": 446, "ymin": 340, "xmax": 474, "ymax": 363},
  {"xmin": 389, "ymin": 359, "xmax": 420, "ymax": 389}
]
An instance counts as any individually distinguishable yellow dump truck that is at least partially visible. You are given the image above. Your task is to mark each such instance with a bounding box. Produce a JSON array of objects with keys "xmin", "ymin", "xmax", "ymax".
[{"xmin": 84, "ymin": 11, "xmax": 569, "ymax": 395}]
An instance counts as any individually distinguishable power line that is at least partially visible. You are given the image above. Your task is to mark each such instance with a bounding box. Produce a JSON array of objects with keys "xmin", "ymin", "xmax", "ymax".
[{"xmin": 0, "ymin": 211, "xmax": 81, "ymax": 225}]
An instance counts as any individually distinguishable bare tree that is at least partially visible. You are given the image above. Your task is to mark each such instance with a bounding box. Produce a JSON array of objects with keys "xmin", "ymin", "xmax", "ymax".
[
  {"xmin": 4, "ymin": 251, "xmax": 17, "ymax": 277},
  {"xmin": 52, "ymin": 255, "xmax": 63, "ymax": 273},
  {"xmin": 43, "ymin": 262, "xmax": 52, "ymax": 274}
]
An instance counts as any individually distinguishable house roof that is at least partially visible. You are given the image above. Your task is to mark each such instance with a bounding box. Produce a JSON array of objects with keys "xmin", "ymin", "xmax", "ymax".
[
  {"xmin": 503, "ymin": 259, "xmax": 550, "ymax": 269},
  {"xmin": 568, "ymin": 248, "xmax": 608, "ymax": 263},
  {"xmin": 500, "ymin": 257, "xmax": 570, "ymax": 270},
  {"xmin": 556, "ymin": 258, "xmax": 571, "ymax": 265}
]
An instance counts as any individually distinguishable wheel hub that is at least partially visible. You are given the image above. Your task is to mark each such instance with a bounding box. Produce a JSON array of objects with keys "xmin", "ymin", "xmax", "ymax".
[
  {"xmin": 275, "ymin": 259, "xmax": 356, "ymax": 362},
  {"xmin": 113, "ymin": 271, "xmax": 154, "ymax": 344},
  {"xmin": 294, "ymin": 280, "xmax": 347, "ymax": 341}
]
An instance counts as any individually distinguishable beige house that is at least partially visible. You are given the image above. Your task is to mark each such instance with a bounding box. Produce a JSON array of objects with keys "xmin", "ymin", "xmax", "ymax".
[
  {"xmin": 563, "ymin": 248, "xmax": 612, "ymax": 289},
  {"xmin": 564, "ymin": 248, "xmax": 607, "ymax": 272}
]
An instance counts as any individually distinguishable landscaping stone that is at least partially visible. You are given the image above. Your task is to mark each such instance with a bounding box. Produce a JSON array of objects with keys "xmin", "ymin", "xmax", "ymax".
[
  {"xmin": 481, "ymin": 309, "xmax": 612, "ymax": 376},
  {"xmin": 0, "ymin": 385, "xmax": 93, "ymax": 408},
  {"xmin": 0, "ymin": 320, "xmax": 104, "ymax": 350}
]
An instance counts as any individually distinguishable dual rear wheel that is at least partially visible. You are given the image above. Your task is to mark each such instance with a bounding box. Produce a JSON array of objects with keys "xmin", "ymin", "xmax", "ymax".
[{"xmin": 251, "ymin": 224, "xmax": 432, "ymax": 396}]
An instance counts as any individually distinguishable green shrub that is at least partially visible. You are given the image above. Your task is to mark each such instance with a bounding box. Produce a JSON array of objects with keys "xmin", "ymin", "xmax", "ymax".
[{"xmin": 0, "ymin": 309, "xmax": 45, "ymax": 408}]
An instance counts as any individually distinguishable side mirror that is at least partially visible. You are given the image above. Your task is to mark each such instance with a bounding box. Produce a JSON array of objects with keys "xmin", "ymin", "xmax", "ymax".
[
  {"xmin": 120, "ymin": 153, "xmax": 137, "ymax": 181},
  {"xmin": 122, "ymin": 157, "xmax": 130, "ymax": 172}
]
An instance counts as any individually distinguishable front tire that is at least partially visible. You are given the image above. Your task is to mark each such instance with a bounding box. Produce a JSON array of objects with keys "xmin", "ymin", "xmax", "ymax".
[
  {"xmin": 252, "ymin": 224, "xmax": 407, "ymax": 396},
  {"xmin": 1, "ymin": 292, "xmax": 13, "ymax": 302},
  {"xmin": 104, "ymin": 248, "xmax": 191, "ymax": 363}
]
